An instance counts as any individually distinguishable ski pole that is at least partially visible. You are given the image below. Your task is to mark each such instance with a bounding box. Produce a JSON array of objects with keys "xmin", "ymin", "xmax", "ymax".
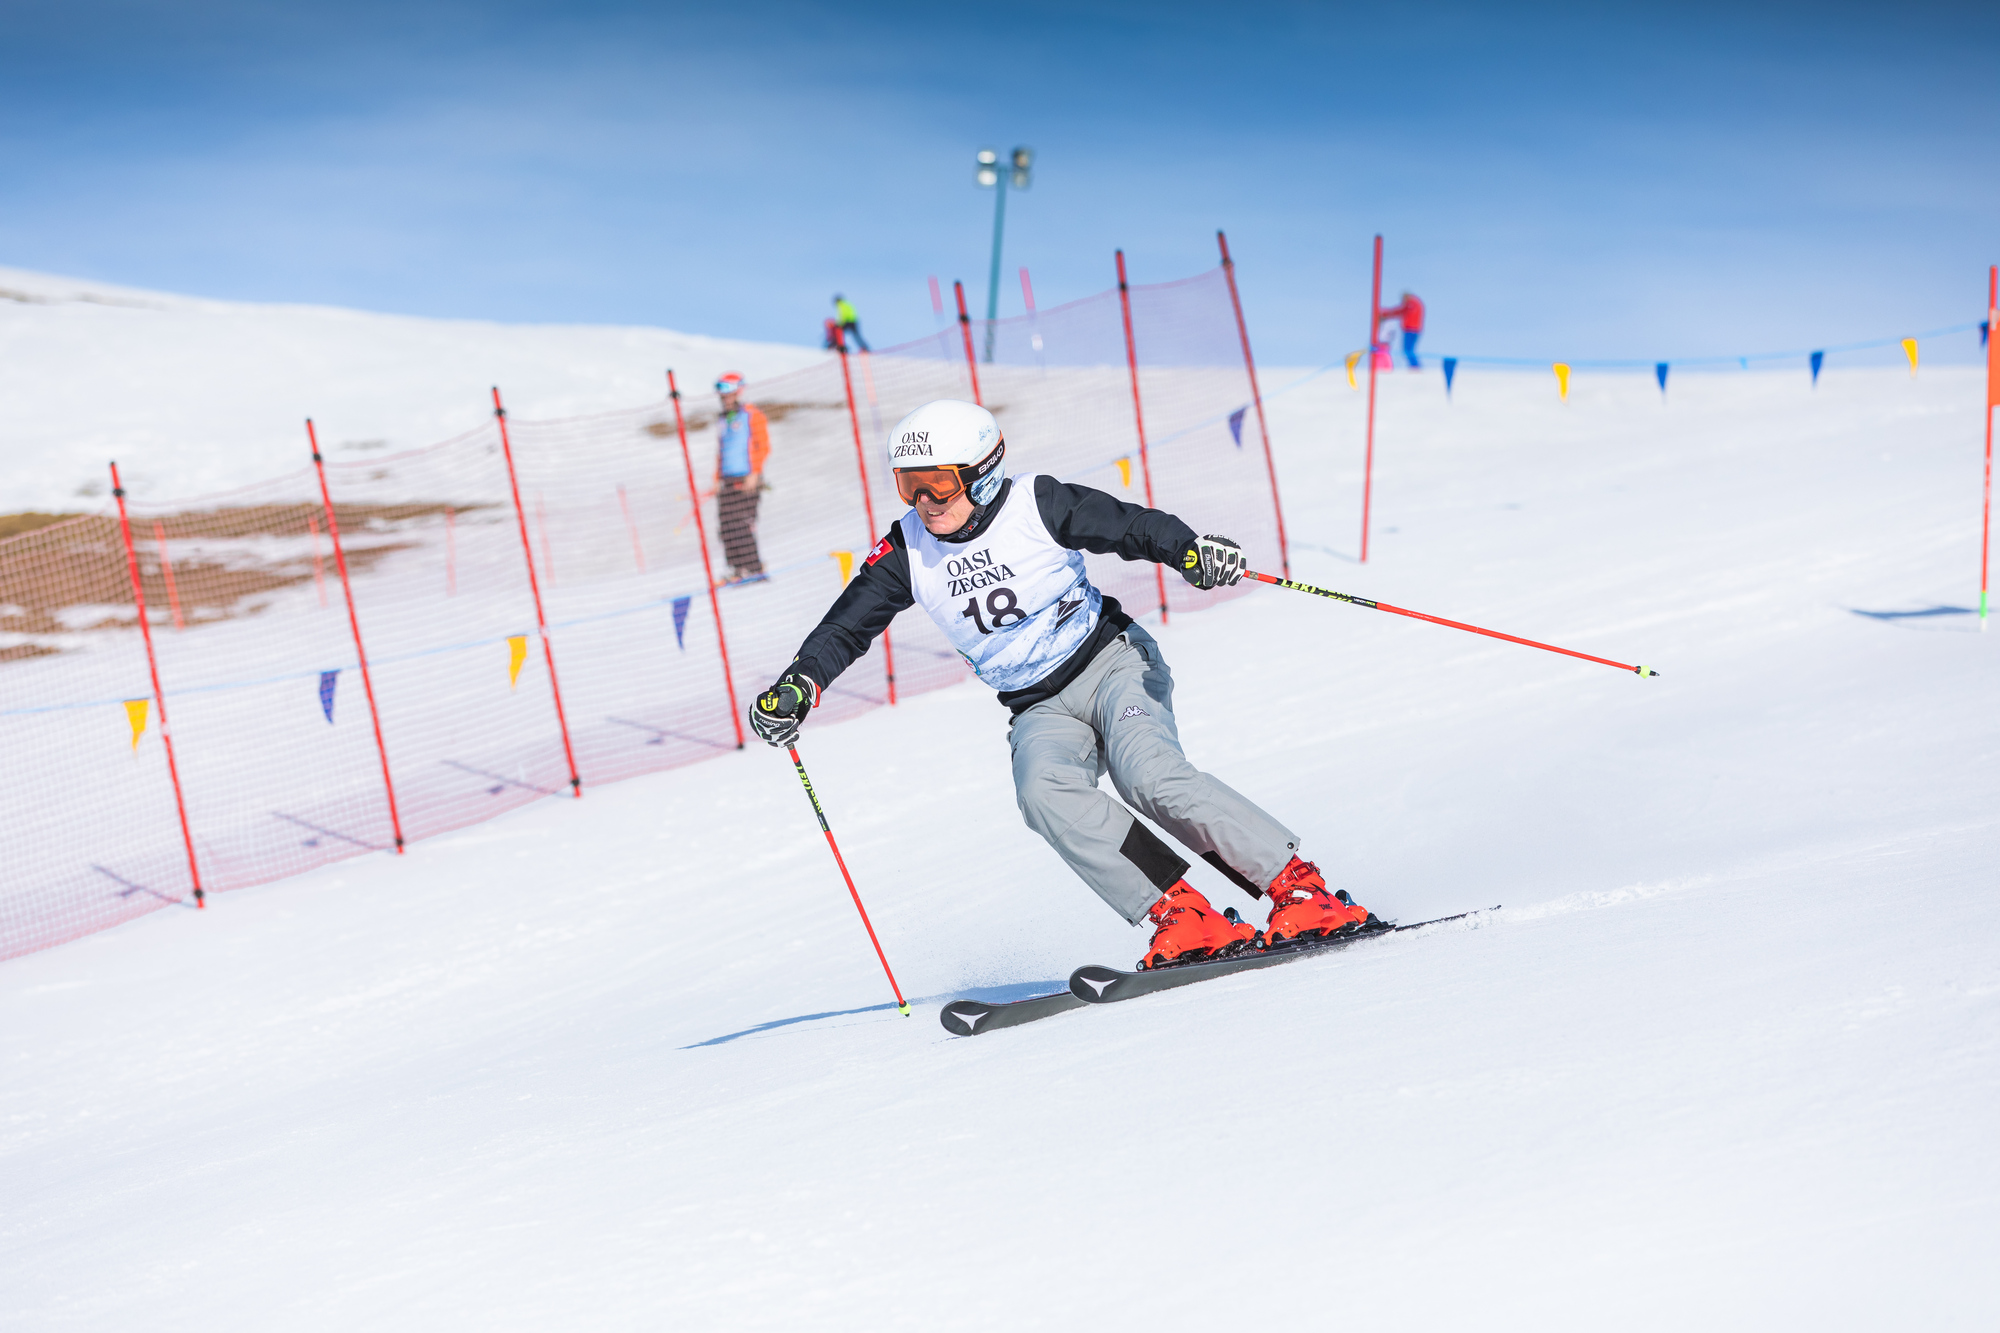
[
  {"xmin": 1245, "ymin": 571, "xmax": 1661, "ymax": 678},
  {"xmin": 787, "ymin": 745, "xmax": 912, "ymax": 1017}
]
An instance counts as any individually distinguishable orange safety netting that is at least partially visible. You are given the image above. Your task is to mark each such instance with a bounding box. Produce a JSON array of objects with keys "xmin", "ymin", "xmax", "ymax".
[{"xmin": 0, "ymin": 263, "xmax": 1287, "ymax": 961}]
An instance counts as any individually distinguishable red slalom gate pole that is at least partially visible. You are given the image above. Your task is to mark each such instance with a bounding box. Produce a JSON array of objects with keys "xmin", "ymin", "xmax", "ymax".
[
  {"xmin": 1362, "ymin": 234, "xmax": 1383, "ymax": 564},
  {"xmin": 1116, "ymin": 249, "xmax": 1170, "ymax": 626},
  {"xmin": 834, "ymin": 329, "xmax": 897, "ymax": 704},
  {"xmin": 953, "ymin": 280, "xmax": 984, "ymax": 405},
  {"xmin": 666, "ymin": 371, "xmax": 745, "ymax": 748},
  {"xmin": 787, "ymin": 744, "xmax": 910, "ymax": 1017},
  {"xmin": 307, "ymin": 420, "xmax": 407, "ymax": 853},
  {"xmin": 1981, "ymin": 265, "xmax": 1997, "ymax": 631},
  {"xmin": 492, "ymin": 387, "xmax": 583, "ymax": 797},
  {"xmin": 1245, "ymin": 570, "xmax": 1660, "ymax": 677},
  {"xmin": 110, "ymin": 462, "xmax": 205, "ymax": 907},
  {"xmin": 1218, "ymin": 230, "xmax": 1291, "ymax": 579}
]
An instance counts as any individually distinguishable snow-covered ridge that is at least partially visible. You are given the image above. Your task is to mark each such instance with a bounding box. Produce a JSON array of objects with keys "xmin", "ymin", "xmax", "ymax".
[{"xmin": 0, "ymin": 265, "xmax": 824, "ymax": 513}]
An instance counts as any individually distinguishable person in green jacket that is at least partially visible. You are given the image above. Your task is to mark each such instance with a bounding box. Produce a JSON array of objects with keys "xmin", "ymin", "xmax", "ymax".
[{"xmin": 832, "ymin": 293, "xmax": 869, "ymax": 352}]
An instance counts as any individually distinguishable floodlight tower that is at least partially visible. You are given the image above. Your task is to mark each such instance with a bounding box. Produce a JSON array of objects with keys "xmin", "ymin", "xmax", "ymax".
[{"xmin": 975, "ymin": 145, "xmax": 1033, "ymax": 363}]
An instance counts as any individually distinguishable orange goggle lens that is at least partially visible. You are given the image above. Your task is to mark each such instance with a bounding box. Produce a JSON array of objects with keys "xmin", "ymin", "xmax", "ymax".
[{"xmin": 894, "ymin": 466, "xmax": 967, "ymax": 505}]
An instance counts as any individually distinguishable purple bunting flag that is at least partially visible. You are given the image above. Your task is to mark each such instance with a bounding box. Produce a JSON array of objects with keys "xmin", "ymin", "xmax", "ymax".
[
  {"xmin": 318, "ymin": 669, "xmax": 338, "ymax": 724},
  {"xmin": 1227, "ymin": 407, "xmax": 1246, "ymax": 448},
  {"xmin": 1810, "ymin": 350, "xmax": 1825, "ymax": 386},
  {"xmin": 671, "ymin": 595, "xmax": 691, "ymax": 651},
  {"xmin": 1442, "ymin": 358, "xmax": 1457, "ymax": 396}
]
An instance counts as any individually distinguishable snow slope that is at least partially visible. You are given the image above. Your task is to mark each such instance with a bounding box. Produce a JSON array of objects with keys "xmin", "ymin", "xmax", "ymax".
[
  {"xmin": 4, "ymin": 358, "xmax": 1998, "ymax": 1330},
  {"xmin": 0, "ymin": 266, "xmax": 822, "ymax": 511}
]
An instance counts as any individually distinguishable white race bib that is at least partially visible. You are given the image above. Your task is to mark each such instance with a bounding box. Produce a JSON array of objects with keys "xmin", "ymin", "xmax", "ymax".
[{"xmin": 900, "ymin": 475, "xmax": 1101, "ymax": 692}]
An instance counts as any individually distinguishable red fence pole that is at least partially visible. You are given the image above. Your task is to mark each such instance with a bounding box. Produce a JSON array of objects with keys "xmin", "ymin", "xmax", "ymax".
[
  {"xmin": 110, "ymin": 462, "xmax": 204, "ymax": 908},
  {"xmin": 1217, "ymin": 230, "xmax": 1291, "ymax": 579},
  {"xmin": 1362, "ymin": 233, "xmax": 1384, "ymax": 564},
  {"xmin": 307, "ymin": 419, "xmax": 407, "ymax": 853},
  {"xmin": 834, "ymin": 328, "xmax": 898, "ymax": 705},
  {"xmin": 667, "ymin": 370, "xmax": 746, "ymax": 748},
  {"xmin": 1116, "ymin": 249, "xmax": 1170, "ymax": 626},
  {"xmin": 492, "ymin": 387, "xmax": 583, "ymax": 797},
  {"xmin": 953, "ymin": 281, "xmax": 983, "ymax": 405},
  {"xmin": 1982, "ymin": 264, "xmax": 1997, "ymax": 631}
]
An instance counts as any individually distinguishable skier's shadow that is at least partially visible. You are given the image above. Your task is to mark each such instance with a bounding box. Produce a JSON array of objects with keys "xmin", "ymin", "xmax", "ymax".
[{"xmin": 680, "ymin": 978, "xmax": 1068, "ymax": 1047}]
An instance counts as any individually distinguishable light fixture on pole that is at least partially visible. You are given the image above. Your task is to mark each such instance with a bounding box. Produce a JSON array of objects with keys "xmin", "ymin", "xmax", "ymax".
[{"xmin": 975, "ymin": 145, "xmax": 1033, "ymax": 364}]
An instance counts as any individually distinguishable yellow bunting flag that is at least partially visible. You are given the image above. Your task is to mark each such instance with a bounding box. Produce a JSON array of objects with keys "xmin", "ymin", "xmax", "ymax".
[
  {"xmin": 1901, "ymin": 338, "xmax": 1918, "ymax": 376},
  {"xmin": 1115, "ymin": 457, "xmax": 1132, "ymax": 488},
  {"xmin": 1345, "ymin": 351, "xmax": 1362, "ymax": 389},
  {"xmin": 124, "ymin": 698, "xmax": 148, "ymax": 750},
  {"xmin": 1553, "ymin": 363, "xmax": 1572, "ymax": 400},
  {"xmin": 507, "ymin": 635, "xmax": 528, "ymax": 688},
  {"xmin": 832, "ymin": 550, "xmax": 855, "ymax": 584}
]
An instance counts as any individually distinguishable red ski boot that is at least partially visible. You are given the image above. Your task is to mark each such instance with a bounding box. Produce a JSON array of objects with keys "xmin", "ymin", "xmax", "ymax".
[
  {"xmin": 1140, "ymin": 881, "xmax": 1257, "ymax": 970},
  {"xmin": 1261, "ymin": 858, "xmax": 1373, "ymax": 946}
]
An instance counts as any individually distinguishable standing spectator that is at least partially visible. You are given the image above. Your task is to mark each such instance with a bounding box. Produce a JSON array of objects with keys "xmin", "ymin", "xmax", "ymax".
[
  {"xmin": 833, "ymin": 293, "xmax": 870, "ymax": 352},
  {"xmin": 1379, "ymin": 291, "xmax": 1425, "ymax": 369},
  {"xmin": 713, "ymin": 372, "xmax": 770, "ymax": 584}
]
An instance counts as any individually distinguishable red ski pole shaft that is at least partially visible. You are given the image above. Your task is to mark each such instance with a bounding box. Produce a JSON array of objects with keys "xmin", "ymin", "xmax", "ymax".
[
  {"xmin": 787, "ymin": 745, "xmax": 911, "ymax": 1017},
  {"xmin": 1244, "ymin": 571, "xmax": 1660, "ymax": 678}
]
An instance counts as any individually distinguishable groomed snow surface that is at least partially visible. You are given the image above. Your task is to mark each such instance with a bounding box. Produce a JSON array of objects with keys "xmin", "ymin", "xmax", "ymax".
[{"xmin": 6, "ymin": 351, "xmax": 1999, "ymax": 1329}]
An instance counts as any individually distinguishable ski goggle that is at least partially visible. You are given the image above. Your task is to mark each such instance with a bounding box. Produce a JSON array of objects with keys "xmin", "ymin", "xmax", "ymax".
[{"xmin": 893, "ymin": 440, "xmax": 1004, "ymax": 506}]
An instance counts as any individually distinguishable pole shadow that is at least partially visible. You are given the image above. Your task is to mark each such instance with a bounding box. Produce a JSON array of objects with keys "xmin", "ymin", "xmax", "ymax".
[
  {"xmin": 441, "ymin": 759, "xmax": 565, "ymax": 797},
  {"xmin": 1291, "ymin": 540, "xmax": 1360, "ymax": 565},
  {"xmin": 92, "ymin": 864, "xmax": 194, "ymax": 907},
  {"xmin": 271, "ymin": 811, "xmax": 389, "ymax": 853},
  {"xmin": 1848, "ymin": 605, "xmax": 1978, "ymax": 632},
  {"xmin": 605, "ymin": 716, "xmax": 736, "ymax": 751}
]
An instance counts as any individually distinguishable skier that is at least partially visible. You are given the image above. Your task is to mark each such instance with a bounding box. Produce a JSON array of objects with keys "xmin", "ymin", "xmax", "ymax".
[
  {"xmin": 713, "ymin": 372, "xmax": 769, "ymax": 583},
  {"xmin": 1380, "ymin": 290, "xmax": 1425, "ymax": 369},
  {"xmin": 832, "ymin": 293, "xmax": 869, "ymax": 352},
  {"xmin": 748, "ymin": 400, "xmax": 1372, "ymax": 968}
]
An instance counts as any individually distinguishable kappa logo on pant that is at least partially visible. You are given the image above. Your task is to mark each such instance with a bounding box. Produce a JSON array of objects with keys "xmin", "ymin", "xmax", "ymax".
[{"xmin": 1119, "ymin": 705, "xmax": 1150, "ymax": 720}]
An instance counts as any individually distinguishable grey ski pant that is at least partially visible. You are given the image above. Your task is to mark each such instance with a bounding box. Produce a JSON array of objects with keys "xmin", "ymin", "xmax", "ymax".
[{"xmin": 1008, "ymin": 624, "xmax": 1299, "ymax": 925}]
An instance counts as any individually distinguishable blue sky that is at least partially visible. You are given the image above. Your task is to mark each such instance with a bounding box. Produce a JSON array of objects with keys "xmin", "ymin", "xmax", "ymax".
[{"xmin": 2, "ymin": 0, "xmax": 1995, "ymax": 365}]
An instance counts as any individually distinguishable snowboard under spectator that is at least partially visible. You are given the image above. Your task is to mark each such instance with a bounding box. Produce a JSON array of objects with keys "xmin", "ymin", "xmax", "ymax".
[
  {"xmin": 832, "ymin": 294, "xmax": 869, "ymax": 352},
  {"xmin": 1380, "ymin": 291, "xmax": 1425, "ymax": 369},
  {"xmin": 713, "ymin": 372, "xmax": 770, "ymax": 584}
]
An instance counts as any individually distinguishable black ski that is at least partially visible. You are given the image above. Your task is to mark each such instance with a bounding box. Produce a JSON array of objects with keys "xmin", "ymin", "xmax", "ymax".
[
  {"xmin": 1069, "ymin": 907, "xmax": 1497, "ymax": 1006},
  {"xmin": 939, "ymin": 989, "xmax": 1087, "ymax": 1037},
  {"xmin": 939, "ymin": 907, "xmax": 1496, "ymax": 1035}
]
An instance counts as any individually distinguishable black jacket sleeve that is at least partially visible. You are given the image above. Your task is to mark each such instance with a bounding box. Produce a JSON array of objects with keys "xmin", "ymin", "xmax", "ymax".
[
  {"xmin": 789, "ymin": 525, "xmax": 914, "ymax": 690},
  {"xmin": 1033, "ymin": 475, "xmax": 1197, "ymax": 565}
]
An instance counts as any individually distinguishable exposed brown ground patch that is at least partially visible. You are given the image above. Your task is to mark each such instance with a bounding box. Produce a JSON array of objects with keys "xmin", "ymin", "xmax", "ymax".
[{"xmin": 0, "ymin": 503, "xmax": 480, "ymax": 653}]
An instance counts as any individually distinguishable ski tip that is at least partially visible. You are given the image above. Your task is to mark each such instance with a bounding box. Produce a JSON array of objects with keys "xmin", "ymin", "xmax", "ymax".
[
  {"xmin": 940, "ymin": 1002, "xmax": 992, "ymax": 1036},
  {"xmin": 1635, "ymin": 664, "xmax": 1661, "ymax": 678}
]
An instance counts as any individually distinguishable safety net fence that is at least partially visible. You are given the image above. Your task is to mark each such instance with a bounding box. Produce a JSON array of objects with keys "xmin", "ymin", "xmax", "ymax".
[{"xmin": 0, "ymin": 261, "xmax": 1288, "ymax": 961}]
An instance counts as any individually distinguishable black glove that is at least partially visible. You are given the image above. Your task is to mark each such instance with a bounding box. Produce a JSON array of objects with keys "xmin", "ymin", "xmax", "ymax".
[
  {"xmin": 1180, "ymin": 534, "xmax": 1245, "ymax": 589},
  {"xmin": 750, "ymin": 671, "xmax": 819, "ymax": 747}
]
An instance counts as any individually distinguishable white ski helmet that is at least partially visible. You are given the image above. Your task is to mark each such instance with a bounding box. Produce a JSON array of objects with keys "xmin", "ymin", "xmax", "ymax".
[{"xmin": 886, "ymin": 400, "xmax": 1006, "ymax": 507}]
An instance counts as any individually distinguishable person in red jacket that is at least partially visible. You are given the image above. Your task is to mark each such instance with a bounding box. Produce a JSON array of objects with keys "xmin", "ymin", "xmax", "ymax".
[{"xmin": 1380, "ymin": 291, "xmax": 1425, "ymax": 369}]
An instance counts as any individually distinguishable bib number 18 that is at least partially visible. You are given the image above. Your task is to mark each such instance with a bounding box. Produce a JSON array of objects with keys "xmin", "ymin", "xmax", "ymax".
[{"xmin": 961, "ymin": 587, "xmax": 1026, "ymax": 635}]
